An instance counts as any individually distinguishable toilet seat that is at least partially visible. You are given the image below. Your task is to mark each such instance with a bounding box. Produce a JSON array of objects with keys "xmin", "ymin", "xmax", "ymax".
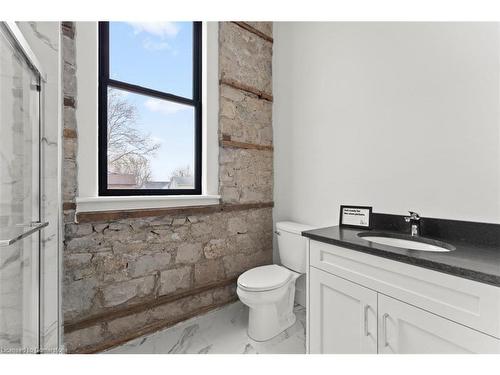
[{"xmin": 237, "ymin": 265, "xmax": 292, "ymax": 292}]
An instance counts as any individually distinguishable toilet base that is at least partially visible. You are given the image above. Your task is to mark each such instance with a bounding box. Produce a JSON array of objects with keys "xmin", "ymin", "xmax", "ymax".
[
  {"xmin": 248, "ymin": 310, "xmax": 296, "ymax": 342},
  {"xmin": 238, "ymin": 272, "xmax": 300, "ymax": 342}
]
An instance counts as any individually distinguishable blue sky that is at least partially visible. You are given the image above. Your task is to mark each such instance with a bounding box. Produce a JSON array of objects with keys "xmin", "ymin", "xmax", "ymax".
[{"xmin": 109, "ymin": 22, "xmax": 195, "ymax": 182}]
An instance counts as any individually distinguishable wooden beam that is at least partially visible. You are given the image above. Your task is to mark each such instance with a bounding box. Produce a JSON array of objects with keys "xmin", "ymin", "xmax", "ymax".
[
  {"xmin": 68, "ymin": 298, "xmax": 238, "ymax": 354},
  {"xmin": 232, "ymin": 22, "xmax": 273, "ymax": 43},
  {"xmin": 63, "ymin": 128, "xmax": 77, "ymax": 139},
  {"xmin": 64, "ymin": 277, "xmax": 238, "ymax": 334},
  {"xmin": 63, "ymin": 96, "xmax": 75, "ymax": 108},
  {"xmin": 63, "ymin": 202, "xmax": 76, "ymax": 211},
  {"xmin": 220, "ymin": 139, "xmax": 273, "ymax": 152},
  {"xmin": 220, "ymin": 77, "xmax": 273, "ymax": 102},
  {"xmin": 75, "ymin": 201, "xmax": 273, "ymax": 223}
]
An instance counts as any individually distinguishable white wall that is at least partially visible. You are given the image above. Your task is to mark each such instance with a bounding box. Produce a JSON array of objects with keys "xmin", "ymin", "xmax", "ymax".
[{"xmin": 273, "ymin": 22, "xmax": 500, "ymax": 233}]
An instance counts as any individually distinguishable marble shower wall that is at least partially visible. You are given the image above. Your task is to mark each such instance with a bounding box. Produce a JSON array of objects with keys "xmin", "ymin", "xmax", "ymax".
[
  {"xmin": 62, "ymin": 22, "xmax": 274, "ymax": 353},
  {"xmin": 17, "ymin": 22, "xmax": 62, "ymax": 352},
  {"xmin": 0, "ymin": 27, "xmax": 37, "ymax": 350}
]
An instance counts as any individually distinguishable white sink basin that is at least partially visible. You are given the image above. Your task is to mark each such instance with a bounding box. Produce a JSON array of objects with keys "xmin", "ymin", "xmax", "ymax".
[{"xmin": 359, "ymin": 234, "xmax": 454, "ymax": 252}]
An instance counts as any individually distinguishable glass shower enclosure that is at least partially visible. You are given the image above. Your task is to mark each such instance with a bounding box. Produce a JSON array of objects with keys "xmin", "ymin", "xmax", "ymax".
[{"xmin": 0, "ymin": 22, "xmax": 47, "ymax": 354}]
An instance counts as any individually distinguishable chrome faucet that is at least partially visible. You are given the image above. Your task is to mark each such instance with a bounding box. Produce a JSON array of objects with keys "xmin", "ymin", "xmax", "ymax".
[{"xmin": 404, "ymin": 211, "xmax": 421, "ymax": 236}]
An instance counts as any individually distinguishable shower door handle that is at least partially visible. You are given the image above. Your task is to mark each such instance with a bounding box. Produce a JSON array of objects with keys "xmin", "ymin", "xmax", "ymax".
[{"xmin": 0, "ymin": 221, "xmax": 49, "ymax": 247}]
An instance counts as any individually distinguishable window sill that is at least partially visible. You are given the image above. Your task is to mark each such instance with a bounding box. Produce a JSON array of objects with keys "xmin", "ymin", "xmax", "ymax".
[{"xmin": 75, "ymin": 195, "xmax": 221, "ymax": 213}]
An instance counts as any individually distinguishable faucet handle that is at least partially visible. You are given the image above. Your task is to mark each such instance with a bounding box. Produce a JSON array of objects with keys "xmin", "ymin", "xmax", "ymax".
[
  {"xmin": 405, "ymin": 211, "xmax": 420, "ymax": 221},
  {"xmin": 408, "ymin": 211, "xmax": 420, "ymax": 219}
]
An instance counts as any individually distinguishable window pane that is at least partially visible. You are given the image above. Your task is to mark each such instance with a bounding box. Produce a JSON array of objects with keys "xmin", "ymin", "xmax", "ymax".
[
  {"xmin": 109, "ymin": 22, "xmax": 193, "ymax": 98},
  {"xmin": 107, "ymin": 87, "xmax": 195, "ymax": 190}
]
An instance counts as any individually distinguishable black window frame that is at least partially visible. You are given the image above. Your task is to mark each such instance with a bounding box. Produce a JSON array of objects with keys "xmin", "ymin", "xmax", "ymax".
[{"xmin": 98, "ymin": 21, "xmax": 202, "ymax": 196}]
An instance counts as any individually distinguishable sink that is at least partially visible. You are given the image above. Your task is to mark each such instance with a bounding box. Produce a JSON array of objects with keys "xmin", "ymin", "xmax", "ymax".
[{"xmin": 357, "ymin": 232, "xmax": 455, "ymax": 252}]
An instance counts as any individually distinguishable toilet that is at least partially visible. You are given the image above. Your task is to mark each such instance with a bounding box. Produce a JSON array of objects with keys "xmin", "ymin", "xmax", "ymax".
[{"xmin": 237, "ymin": 221, "xmax": 313, "ymax": 341}]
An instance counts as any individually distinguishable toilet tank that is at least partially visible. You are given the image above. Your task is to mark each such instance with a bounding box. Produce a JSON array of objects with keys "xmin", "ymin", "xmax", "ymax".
[{"xmin": 276, "ymin": 221, "xmax": 314, "ymax": 273}]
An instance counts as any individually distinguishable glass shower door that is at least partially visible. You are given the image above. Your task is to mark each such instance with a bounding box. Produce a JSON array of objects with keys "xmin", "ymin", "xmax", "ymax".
[{"xmin": 0, "ymin": 24, "xmax": 42, "ymax": 354}]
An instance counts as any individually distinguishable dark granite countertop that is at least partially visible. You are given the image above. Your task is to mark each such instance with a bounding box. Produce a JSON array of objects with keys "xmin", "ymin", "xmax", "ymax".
[{"xmin": 302, "ymin": 216, "xmax": 500, "ymax": 287}]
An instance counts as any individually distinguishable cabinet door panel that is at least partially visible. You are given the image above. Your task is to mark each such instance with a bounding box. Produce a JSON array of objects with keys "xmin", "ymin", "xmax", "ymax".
[
  {"xmin": 378, "ymin": 294, "xmax": 500, "ymax": 354},
  {"xmin": 309, "ymin": 267, "xmax": 377, "ymax": 353},
  {"xmin": 310, "ymin": 240, "xmax": 500, "ymax": 339}
]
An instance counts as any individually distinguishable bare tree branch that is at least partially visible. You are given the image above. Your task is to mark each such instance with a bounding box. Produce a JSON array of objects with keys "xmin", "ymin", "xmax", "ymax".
[{"xmin": 107, "ymin": 88, "xmax": 160, "ymax": 187}]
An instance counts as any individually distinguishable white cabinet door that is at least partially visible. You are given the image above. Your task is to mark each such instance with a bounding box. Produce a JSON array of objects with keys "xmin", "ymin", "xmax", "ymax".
[
  {"xmin": 378, "ymin": 294, "xmax": 500, "ymax": 354},
  {"xmin": 309, "ymin": 267, "xmax": 377, "ymax": 353}
]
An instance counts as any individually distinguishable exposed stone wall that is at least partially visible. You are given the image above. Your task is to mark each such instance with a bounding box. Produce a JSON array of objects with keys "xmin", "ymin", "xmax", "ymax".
[{"xmin": 62, "ymin": 22, "xmax": 273, "ymax": 353}]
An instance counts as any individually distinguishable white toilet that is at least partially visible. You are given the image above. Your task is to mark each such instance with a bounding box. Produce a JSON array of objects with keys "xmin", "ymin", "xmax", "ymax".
[{"xmin": 237, "ymin": 221, "xmax": 313, "ymax": 341}]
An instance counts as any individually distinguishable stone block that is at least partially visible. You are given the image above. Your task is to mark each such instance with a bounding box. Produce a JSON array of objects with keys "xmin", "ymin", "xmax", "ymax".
[
  {"xmin": 63, "ymin": 61, "xmax": 77, "ymax": 98},
  {"xmin": 159, "ymin": 266, "xmax": 192, "ymax": 295},
  {"xmin": 194, "ymin": 259, "xmax": 226, "ymax": 285},
  {"xmin": 63, "ymin": 277, "xmax": 98, "ymax": 320},
  {"xmin": 189, "ymin": 221, "xmax": 212, "ymax": 238},
  {"xmin": 65, "ymin": 234, "xmax": 106, "ymax": 253},
  {"xmin": 93, "ymin": 223, "xmax": 109, "ymax": 233},
  {"xmin": 65, "ymin": 223, "xmax": 93, "ymax": 238},
  {"xmin": 176, "ymin": 242, "xmax": 202, "ymax": 264},
  {"xmin": 64, "ymin": 253, "xmax": 94, "ymax": 280},
  {"xmin": 112, "ymin": 240, "xmax": 148, "ymax": 254},
  {"xmin": 219, "ymin": 84, "xmax": 272, "ymax": 146},
  {"xmin": 102, "ymin": 275, "xmax": 155, "ymax": 307},
  {"xmin": 219, "ymin": 148, "xmax": 273, "ymax": 203},
  {"xmin": 63, "ymin": 159, "xmax": 77, "ymax": 202},
  {"xmin": 227, "ymin": 216, "xmax": 248, "ymax": 235},
  {"xmin": 128, "ymin": 252, "xmax": 172, "ymax": 277},
  {"xmin": 97, "ymin": 252, "xmax": 130, "ymax": 282},
  {"xmin": 63, "ymin": 105, "xmax": 77, "ymax": 130},
  {"xmin": 62, "ymin": 33, "xmax": 76, "ymax": 66},
  {"xmin": 172, "ymin": 217, "xmax": 186, "ymax": 226},
  {"xmin": 203, "ymin": 238, "xmax": 230, "ymax": 259}
]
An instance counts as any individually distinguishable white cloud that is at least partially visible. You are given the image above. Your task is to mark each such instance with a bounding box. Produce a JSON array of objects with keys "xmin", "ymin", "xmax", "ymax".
[
  {"xmin": 127, "ymin": 22, "xmax": 179, "ymax": 38},
  {"xmin": 142, "ymin": 38, "xmax": 171, "ymax": 51},
  {"xmin": 144, "ymin": 98, "xmax": 190, "ymax": 115}
]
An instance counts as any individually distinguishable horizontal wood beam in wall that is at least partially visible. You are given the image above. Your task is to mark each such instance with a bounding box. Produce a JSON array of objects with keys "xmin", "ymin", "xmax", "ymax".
[
  {"xmin": 75, "ymin": 201, "xmax": 274, "ymax": 223},
  {"xmin": 63, "ymin": 202, "xmax": 76, "ymax": 211},
  {"xmin": 63, "ymin": 96, "xmax": 75, "ymax": 108},
  {"xmin": 220, "ymin": 139, "xmax": 273, "ymax": 152},
  {"xmin": 63, "ymin": 128, "xmax": 77, "ymax": 139},
  {"xmin": 69, "ymin": 298, "xmax": 238, "ymax": 354},
  {"xmin": 61, "ymin": 22, "xmax": 75, "ymax": 39},
  {"xmin": 220, "ymin": 78, "xmax": 273, "ymax": 102},
  {"xmin": 64, "ymin": 277, "xmax": 238, "ymax": 334},
  {"xmin": 231, "ymin": 22, "xmax": 273, "ymax": 43}
]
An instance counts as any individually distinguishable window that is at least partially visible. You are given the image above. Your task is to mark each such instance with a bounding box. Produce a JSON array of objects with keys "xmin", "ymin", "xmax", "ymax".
[{"xmin": 98, "ymin": 22, "xmax": 202, "ymax": 196}]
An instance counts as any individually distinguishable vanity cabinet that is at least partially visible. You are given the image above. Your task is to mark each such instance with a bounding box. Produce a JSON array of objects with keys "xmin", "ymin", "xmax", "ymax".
[
  {"xmin": 309, "ymin": 268, "xmax": 377, "ymax": 353},
  {"xmin": 307, "ymin": 240, "xmax": 500, "ymax": 354}
]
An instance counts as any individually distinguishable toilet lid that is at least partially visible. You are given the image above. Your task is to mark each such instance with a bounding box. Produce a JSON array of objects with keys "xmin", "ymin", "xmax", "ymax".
[{"xmin": 237, "ymin": 265, "xmax": 292, "ymax": 291}]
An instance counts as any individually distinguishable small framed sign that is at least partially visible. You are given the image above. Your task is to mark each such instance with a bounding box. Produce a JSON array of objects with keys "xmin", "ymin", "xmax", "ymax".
[{"xmin": 339, "ymin": 205, "xmax": 372, "ymax": 229}]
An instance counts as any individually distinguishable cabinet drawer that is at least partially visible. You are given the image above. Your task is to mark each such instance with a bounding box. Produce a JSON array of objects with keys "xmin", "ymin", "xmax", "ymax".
[{"xmin": 309, "ymin": 240, "xmax": 500, "ymax": 338}]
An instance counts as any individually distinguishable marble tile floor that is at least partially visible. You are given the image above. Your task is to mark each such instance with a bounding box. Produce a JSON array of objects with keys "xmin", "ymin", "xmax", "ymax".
[{"xmin": 106, "ymin": 301, "xmax": 306, "ymax": 354}]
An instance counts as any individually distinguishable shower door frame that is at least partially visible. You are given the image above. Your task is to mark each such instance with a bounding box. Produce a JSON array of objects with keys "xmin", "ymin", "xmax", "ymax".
[{"xmin": 1, "ymin": 21, "xmax": 46, "ymax": 353}]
